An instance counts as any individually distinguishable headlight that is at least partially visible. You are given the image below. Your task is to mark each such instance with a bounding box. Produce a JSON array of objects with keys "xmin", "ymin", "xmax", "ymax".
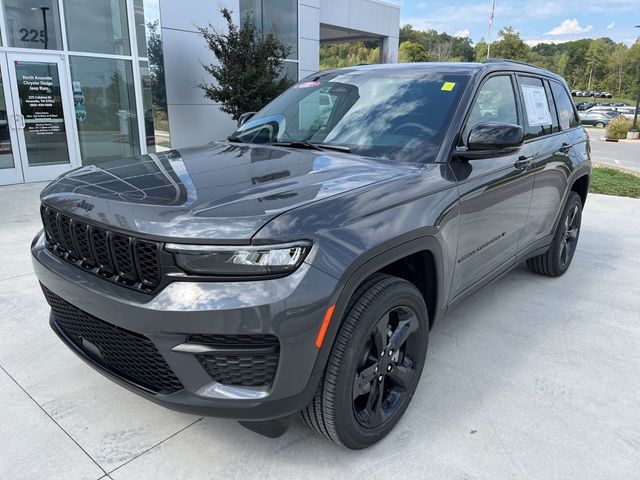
[{"xmin": 165, "ymin": 241, "xmax": 311, "ymax": 276}]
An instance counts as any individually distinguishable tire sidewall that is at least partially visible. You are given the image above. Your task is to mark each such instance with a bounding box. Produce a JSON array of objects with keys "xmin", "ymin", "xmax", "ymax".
[{"xmin": 332, "ymin": 282, "xmax": 429, "ymax": 449}]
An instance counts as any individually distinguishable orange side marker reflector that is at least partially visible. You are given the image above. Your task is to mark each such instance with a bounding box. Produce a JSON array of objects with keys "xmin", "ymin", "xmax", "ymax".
[{"xmin": 315, "ymin": 305, "xmax": 336, "ymax": 349}]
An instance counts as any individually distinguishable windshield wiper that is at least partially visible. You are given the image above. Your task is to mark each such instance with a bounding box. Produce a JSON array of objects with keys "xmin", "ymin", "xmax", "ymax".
[
  {"xmin": 311, "ymin": 143, "xmax": 351, "ymax": 153},
  {"xmin": 270, "ymin": 141, "xmax": 350, "ymax": 153}
]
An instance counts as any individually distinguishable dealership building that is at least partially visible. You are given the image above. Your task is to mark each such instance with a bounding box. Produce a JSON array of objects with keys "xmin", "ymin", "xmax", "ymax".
[{"xmin": 0, "ymin": 0, "xmax": 399, "ymax": 186}]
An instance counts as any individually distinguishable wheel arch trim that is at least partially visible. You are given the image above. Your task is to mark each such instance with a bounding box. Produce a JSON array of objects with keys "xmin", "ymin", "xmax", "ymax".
[{"xmin": 310, "ymin": 233, "xmax": 446, "ymax": 378}]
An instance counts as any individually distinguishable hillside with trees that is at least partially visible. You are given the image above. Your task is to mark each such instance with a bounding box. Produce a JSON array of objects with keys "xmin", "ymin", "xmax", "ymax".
[{"xmin": 319, "ymin": 25, "xmax": 640, "ymax": 99}]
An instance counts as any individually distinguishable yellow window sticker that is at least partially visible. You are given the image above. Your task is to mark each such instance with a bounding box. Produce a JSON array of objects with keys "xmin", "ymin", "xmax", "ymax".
[{"xmin": 441, "ymin": 82, "xmax": 456, "ymax": 91}]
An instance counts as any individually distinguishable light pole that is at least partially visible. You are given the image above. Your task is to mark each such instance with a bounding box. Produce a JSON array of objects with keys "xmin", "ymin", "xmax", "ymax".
[{"xmin": 631, "ymin": 25, "xmax": 640, "ymax": 134}]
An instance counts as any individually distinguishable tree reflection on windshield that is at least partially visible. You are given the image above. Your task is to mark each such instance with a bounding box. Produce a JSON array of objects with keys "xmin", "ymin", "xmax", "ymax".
[{"xmin": 229, "ymin": 68, "xmax": 469, "ymax": 163}]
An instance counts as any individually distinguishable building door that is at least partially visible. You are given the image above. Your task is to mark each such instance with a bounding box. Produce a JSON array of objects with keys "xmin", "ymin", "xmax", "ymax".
[{"xmin": 0, "ymin": 52, "xmax": 78, "ymax": 185}]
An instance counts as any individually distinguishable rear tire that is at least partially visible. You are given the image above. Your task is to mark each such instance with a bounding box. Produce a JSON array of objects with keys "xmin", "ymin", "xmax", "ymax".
[
  {"xmin": 595, "ymin": 121, "xmax": 605, "ymax": 128},
  {"xmin": 526, "ymin": 192, "xmax": 582, "ymax": 277},
  {"xmin": 301, "ymin": 274, "xmax": 429, "ymax": 449}
]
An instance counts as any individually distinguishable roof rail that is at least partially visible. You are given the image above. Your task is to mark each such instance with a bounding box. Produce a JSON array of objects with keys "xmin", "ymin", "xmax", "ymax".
[{"xmin": 483, "ymin": 58, "xmax": 537, "ymax": 68}]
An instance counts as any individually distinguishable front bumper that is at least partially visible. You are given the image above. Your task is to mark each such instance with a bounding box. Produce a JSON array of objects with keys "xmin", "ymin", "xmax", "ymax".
[{"xmin": 31, "ymin": 232, "xmax": 337, "ymax": 421}]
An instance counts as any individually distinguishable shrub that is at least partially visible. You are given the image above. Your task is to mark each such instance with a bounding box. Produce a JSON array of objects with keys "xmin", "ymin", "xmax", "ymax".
[
  {"xmin": 198, "ymin": 8, "xmax": 292, "ymax": 121},
  {"xmin": 606, "ymin": 115, "xmax": 632, "ymax": 140}
]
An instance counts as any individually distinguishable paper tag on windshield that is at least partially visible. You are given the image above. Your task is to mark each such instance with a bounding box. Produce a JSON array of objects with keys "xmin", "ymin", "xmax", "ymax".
[
  {"xmin": 441, "ymin": 82, "xmax": 456, "ymax": 91},
  {"xmin": 521, "ymin": 84, "xmax": 552, "ymax": 126}
]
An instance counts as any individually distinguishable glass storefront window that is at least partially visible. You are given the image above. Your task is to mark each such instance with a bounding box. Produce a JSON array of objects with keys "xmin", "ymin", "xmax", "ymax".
[
  {"xmin": 134, "ymin": 0, "xmax": 160, "ymax": 57},
  {"xmin": 3, "ymin": 0, "xmax": 63, "ymax": 50},
  {"xmin": 280, "ymin": 61, "xmax": 298, "ymax": 83},
  {"xmin": 69, "ymin": 56, "xmax": 139, "ymax": 165},
  {"xmin": 0, "ymin": 74, "xmax": 13, "ymax": 169},
  {"xmin": 240, "ymin": 0, "xmax": 298, "ymax": 60},
  {"xmin": 15, "ymin": 60, "xmax": 70, "ymax": 165},
  {"xmin": 63, "ymin": 0, "xmax": 130, "ymax": 55},
  {"xmin": 139, "ymin": 61, "xmax": 169, "ymax": 152}
]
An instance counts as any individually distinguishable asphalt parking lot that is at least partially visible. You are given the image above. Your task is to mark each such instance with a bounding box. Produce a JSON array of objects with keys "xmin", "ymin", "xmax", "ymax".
[
  {"xmin": 1, "ymin": 182, "xmax": 639, "ymax": 480},
  {"xmin": 587, "ymin": 128, "xmax": 640, "ymax": 173}
]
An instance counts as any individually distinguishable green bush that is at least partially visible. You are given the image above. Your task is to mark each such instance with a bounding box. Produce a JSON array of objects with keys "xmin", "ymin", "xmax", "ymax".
[{"xmin": 606, "ymin": 115, "xmax": 632, "ymax": 140}]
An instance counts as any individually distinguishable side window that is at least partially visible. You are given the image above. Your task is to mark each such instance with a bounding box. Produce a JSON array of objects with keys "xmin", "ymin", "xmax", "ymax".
[
  {"xmin": 550, "ymin": 81, "xmax": 580, "ymax": 130},
  {"xmin": 518, "ymin": 76, "xmax": 555, "ymax": 140},
  {"xmin": 544, "ymin": 81, "xmax": 560, "ymax": 134},
  {"xmin": 462, "ymin": 75, "xmax": 519, "ymax": 145}
]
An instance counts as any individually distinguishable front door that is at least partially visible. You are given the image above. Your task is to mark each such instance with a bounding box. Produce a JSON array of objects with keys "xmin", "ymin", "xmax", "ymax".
[
  {"xmin": 0, "ymin": 53, "xmax": 77, "ymax": 185},
  {"xmin": 449, "ymin": 73, "xmax": 535, "ymax": 301}
]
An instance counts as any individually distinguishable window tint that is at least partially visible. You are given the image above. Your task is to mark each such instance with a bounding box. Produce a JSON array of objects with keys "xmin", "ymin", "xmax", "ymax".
[
  {"xmin": 518, "ymin": 76, "xmax": 555, "ymax": 140},
  {"xmin": 463, "ymin": 75, "xmax": 518, "ymax": 145},
  {"xmin": 550, "ymin": 81, "xmax": 579, "ymax": 130}
]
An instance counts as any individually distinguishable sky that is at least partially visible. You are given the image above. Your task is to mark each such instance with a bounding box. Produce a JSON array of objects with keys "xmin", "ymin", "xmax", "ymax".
[{"xmin": 390, "ymin": 0, "xmax": 640, "ymax": 46}]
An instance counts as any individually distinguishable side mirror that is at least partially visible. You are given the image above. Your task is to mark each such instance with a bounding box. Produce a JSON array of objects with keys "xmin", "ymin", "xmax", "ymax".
[
  {"xmin": 237, "ymin": 112, "xmax": 257, "ymax": 127},
  {"xmin": 455, "ymin": 122, "xmax": 523, "ymax": 160}
]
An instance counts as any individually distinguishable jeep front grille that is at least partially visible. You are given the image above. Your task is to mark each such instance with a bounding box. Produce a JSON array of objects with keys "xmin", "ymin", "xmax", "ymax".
[{"xmin": 40, "ymin": 205, "xmax": 162, "ymax": 292}]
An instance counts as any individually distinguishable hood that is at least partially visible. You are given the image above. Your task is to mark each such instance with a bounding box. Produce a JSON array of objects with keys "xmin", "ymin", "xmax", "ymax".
[{"xmin": 40, "ymin": 143, "xmax": 415, "ymax": 243}]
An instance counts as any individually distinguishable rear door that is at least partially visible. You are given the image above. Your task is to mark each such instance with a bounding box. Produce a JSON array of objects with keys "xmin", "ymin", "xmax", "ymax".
[
  {"xmin": 449, "ymin": 73, "xmax": 534, "ymax": 300},
  {"xmin": 519, "ymin": 79, "xmax": 583, "ymax": 248}
]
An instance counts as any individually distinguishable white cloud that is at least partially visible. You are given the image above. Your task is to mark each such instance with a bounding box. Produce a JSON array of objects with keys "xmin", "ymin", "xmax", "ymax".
[
  {"xmin": 607, "ymin": 21, "xmax": 615, "ymax": 30},
  {"xmin": 545, "ymin": 18, "xmax": 593, "ymax": 35},
  {"xmin": 454, "ymin": 29, "xmax": 470, "ymax": 38}
]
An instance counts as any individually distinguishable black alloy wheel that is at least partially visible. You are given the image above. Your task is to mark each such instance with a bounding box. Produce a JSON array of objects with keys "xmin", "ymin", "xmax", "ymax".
[
  {"xmin": 526, "ymin": 191, "xmax": 583, "ymax": 277},
  {"xmin": 559, "ymin": 203, "xmax": 580, "ymax": 269},
  {"xmin": 352, "ymin": 306, "xmax": 420, "ymax": 429},
  {"xmin": 301, "ymin": 274, "xmax": 429, "ymax": 449}
]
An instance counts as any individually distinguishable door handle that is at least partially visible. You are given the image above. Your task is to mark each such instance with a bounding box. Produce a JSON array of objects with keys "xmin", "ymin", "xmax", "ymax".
[
  {"xmin": 514, "ymin": 155, "xmax": 532, "ymax": 171},
  {"xmin": 16, "ymin": 114, "xmax": 25, "ymax": 129},
  {"xmin": 9, "ymin": 114, "xmax": 17, "ymax": 130},
  {"xmin": 558, "ymin": 143, "xmax": 571, "ymax": 154}
]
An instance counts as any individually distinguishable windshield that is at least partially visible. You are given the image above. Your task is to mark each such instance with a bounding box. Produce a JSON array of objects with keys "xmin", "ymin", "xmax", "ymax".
[{"xmin": 229, "ymin": 68, "xmax": 469, "ymax": 162}]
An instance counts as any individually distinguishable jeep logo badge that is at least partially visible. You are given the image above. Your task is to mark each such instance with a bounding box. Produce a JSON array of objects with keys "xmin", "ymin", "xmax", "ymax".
[{"xmin": 76, "ymin": 200, "xmax": 94, "ymax": 212}]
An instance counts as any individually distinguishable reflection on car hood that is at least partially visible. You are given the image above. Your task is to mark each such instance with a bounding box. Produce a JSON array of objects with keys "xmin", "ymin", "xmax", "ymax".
[{"xmin": 40, "ymin": 143, "xmax": 415, "ymax": 243}]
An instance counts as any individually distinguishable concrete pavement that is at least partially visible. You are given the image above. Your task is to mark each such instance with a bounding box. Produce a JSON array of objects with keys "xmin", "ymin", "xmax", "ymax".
[{"xmin": 1, "ymin": 182, "xmax": 639, "ymax": 480}]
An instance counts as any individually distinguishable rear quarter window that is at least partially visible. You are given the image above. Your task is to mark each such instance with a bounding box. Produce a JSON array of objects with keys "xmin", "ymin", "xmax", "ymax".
[{"xmin": 550, "ymin": 81, "xmax": 580, "ymax": 130}]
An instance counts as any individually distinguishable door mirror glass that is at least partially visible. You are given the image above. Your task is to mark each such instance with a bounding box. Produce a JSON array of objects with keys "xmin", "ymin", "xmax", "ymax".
[{"xmin": 467, "ymin": 122, "xmax": 523, "ymax": 151}]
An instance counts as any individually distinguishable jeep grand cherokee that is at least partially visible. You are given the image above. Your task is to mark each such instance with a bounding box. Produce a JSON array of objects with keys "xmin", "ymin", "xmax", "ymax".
[{"xmin": 32, "ymin": 60, "xmax": 590, "ymax": 449}]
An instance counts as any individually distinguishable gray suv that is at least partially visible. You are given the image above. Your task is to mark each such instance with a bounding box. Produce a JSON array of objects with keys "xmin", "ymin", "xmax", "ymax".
[{"xmin": 32, "ymin": 60, "xmax": 591, "ymax": 449}]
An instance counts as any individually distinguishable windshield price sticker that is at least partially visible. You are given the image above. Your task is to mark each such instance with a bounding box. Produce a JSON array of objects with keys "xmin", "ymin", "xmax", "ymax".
[
  {"xmin": 441, "ymin": 82, "xmax": 456, "ymax": 91},
  {"xmin": 521, "ymin": 84, "xmax": 552, "ymax": 126}
]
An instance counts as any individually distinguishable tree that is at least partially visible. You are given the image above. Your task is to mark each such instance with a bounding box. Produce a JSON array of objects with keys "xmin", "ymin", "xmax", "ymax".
[
  {"xmin": 147, "ymin": 21, "xmax": 166, "ymax": 113},
  {"xmin": 198, "ymin": 8, "xmax": 291, "ymax": 121},
  {"xmin": 399, "ymin": 41, "xmax": 430, "ymax": 62},
  {"xmin": 490, "ymin": 27, "xmax": 529, "ymax": 61},
  {"xmin": 474, "ymin": 38, "xmax": 488, "ymax": 62}
]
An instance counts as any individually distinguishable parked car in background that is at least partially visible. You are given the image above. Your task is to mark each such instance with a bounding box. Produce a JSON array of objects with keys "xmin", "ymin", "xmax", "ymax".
[
  {"xmin": 576, "ymin": 102, "xmax": 593, "ymax": 111},
  {"xmin": 578, "ymin": 110, "xmax": 618, "ymax": 127},
  {"xmin": 601, "ymin": 92, "xmax": 613, "ymax": 99}
]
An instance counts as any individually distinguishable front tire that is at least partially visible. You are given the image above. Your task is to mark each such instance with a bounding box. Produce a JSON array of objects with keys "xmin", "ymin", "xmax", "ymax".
[
  {"xmin": 526, "ymin": 192, "xmax": 582, "ymax": 277},
  {"xmin": 301, "ymin": 274, "xmax": 429, "ymax": 449}
]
